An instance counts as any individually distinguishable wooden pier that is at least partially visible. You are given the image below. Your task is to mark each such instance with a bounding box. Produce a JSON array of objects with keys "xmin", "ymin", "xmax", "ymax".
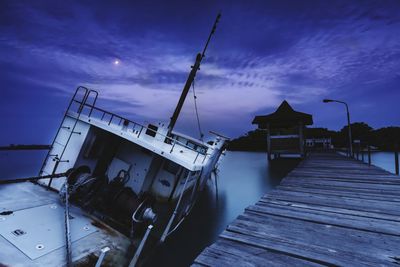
[{"xmin": 193, "ymin": 152, "xmax": 400, "ymax": 266}]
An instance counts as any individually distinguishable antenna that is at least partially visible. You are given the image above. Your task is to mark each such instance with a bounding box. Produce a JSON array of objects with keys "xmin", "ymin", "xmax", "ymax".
[
  {"xmin": 201, "ymin": 12, "xmax": 221, "ymax": 59},
  {"xmin": 167, "ymin": 12, "xmax": 222, "ymax": 137}
]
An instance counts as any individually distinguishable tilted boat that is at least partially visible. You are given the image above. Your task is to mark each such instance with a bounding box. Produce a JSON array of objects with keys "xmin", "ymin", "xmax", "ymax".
[{"xmin": 0, "ymin": 14, "xmax": 227, "ymax": 266}]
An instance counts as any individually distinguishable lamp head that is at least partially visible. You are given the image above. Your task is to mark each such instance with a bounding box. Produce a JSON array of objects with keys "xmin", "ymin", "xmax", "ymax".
[{"xmin": 323, "ymin": 99, "xmax": 333, "ymax": 103}]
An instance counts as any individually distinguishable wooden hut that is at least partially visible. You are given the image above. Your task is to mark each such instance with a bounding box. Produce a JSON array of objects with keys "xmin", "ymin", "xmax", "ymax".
[{"xmin": 252, "ymin": 100, "xmax": 313, "ymax": 160}]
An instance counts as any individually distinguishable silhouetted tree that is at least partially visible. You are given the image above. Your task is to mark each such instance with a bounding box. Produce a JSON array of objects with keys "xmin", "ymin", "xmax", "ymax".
[
  {"xmin": 341, "ymin": 122, "xmax": 373, "ymax": 142},
  {"xmin": 228, "ymin": 123, "xmax": 399, "ymax": 152},
  {"xmin": 370, "ymin": 127, "xmax": 400, "ymax": 151},
  {"xmin": 228, "ymin": 129, "xmax": 267, "ymax": 151},
  {"xmin": 305, "ymin": 128, "xmax": 336, "ymax": 139}
]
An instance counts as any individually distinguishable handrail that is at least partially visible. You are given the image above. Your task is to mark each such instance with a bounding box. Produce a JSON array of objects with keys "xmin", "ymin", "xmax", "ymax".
[
  {"xmin": 39, "ymin": 86, "xmax": 89, "ymax": 176},
  {"xmin": 351, "ymin": 145, "xmax": 399, "ymax": 175},
  {"xmin": 70, "ymin": 100, "xmax": 214, "ymax": 153},
  {"xmin": 87, "ymin": 90, "xmax": 98, "ymax": 117},
  {"xmin": 48, "ymin": 87, "xmax": 91, "ymax": 188},
  {"xmin": 69, "ymin": 99, "xmax": 214, "ymax": 161}
]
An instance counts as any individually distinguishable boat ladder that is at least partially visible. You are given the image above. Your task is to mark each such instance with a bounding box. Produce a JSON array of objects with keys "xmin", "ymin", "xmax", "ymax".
[{"xmin": 38, "ymin": 86, "xmax": 98, "ymax": 188}]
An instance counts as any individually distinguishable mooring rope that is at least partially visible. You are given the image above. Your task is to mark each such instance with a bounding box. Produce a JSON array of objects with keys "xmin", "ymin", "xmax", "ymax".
[{"xmin": 64, "ymin": 181, "xmax": 72, "ymax": 266}]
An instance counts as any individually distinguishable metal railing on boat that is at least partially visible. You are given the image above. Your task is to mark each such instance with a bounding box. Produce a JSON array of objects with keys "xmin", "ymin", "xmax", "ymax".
[{"xmin": 69, "ymin": 98, "xmax": 212, "ymax": 164}]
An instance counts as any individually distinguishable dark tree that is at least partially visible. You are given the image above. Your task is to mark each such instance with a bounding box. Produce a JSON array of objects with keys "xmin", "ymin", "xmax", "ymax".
[
  {"xmin": 228, "ymin": 129, "xmax": 267, "ymax": 151},
  {"xmin": 341, "ymin": 122, "xmax": 373, "ymax": 142},
  {"xmin": 228, "ymin": 122, "xmax": 399, "ymax": 152},
  {"xmin": 370, "ymin": 127, "xmax": 400, "ymax": 151}
]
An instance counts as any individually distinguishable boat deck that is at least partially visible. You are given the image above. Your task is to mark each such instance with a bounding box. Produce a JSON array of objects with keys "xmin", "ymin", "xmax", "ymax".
[
  {"xmin": 193, "ymin": 152, "xmax": 400, "ymax": 266},
  {"xmin": 0, "ymin": 182, "xmax": 131, "ymax": 266}
]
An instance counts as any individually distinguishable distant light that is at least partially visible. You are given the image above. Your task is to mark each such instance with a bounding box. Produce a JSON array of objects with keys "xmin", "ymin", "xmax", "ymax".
[{"xmin": 114, "ymin": 59, "xmax": 120, "ymax": 65}]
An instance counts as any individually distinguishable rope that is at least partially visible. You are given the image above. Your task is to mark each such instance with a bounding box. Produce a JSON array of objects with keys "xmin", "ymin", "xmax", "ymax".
[
  {"xmin": 64, "ymin": 181, "xmax": 72, "ymax": 266},
  {"xmin": 212, "ymin": 164, "xmax": 220, "ymax": 202},
  {"xmin": 192, "ymin": 79, "xmax": 204, "ymax": 141}
]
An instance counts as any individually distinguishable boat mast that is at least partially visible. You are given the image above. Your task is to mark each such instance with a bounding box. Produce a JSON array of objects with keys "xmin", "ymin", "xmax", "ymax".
[{"xmin": 167, "ymin": 13, "xmax": 221, "ymax": 137}]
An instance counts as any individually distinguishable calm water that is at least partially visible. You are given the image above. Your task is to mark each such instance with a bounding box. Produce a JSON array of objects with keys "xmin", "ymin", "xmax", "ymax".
[
  {"xmin": 0, "ymin": 150, "xmax": 398, "ymax": 266},
  {"xmin": 360, "ymin": 151, "xmax": 399, "ymax": 174},
  {"xmin": 145, "ymin": 152, "xmax": 300, "ymax": 267},
  {"xmin": 0, "ymin": 150, "xmax": 47, "ymax": 179}
]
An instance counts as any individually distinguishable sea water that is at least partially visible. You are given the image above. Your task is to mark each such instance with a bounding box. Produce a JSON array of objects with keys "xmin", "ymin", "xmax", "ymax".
[{"xmin": 145, "ymin": 151, "xmax": 300, "ymax": 267}]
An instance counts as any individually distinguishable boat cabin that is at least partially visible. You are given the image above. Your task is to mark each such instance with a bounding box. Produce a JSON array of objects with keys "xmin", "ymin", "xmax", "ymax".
[{"xmin": 39, "ymin": 88, "xmax": 225, "ymax": 201}]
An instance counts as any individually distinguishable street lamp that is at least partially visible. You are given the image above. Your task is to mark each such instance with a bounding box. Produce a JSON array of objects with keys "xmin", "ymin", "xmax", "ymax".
[{"xmin": 323, "ymin": 99, "xmax": 353, "ymax": 157}]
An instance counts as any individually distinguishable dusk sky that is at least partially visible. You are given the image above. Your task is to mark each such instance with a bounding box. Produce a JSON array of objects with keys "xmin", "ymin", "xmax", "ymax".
[{"xmin": 1, "ymin": 0, "xmax": 399, "ymax": 145}]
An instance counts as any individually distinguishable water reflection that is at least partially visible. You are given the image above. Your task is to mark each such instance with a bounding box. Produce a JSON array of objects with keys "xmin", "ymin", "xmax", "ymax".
[
  {"xmin": 368, "ymin": 152, "xmax": 398, "ymax": 174},
  {"xmin": 145, "ymin": 151, "xmax": 300, "ymax": 267}
]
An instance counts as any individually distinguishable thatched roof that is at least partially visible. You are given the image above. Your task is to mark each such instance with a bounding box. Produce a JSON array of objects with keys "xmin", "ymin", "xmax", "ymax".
[{"xmin": 252, "ymin": 100, "xmax": 313, "ymax": 128}]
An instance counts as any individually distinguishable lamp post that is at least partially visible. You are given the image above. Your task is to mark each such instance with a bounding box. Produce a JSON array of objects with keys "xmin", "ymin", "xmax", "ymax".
[{"xmin": 323, "ymin": 99, "xmax": 353, "ymax": 157}]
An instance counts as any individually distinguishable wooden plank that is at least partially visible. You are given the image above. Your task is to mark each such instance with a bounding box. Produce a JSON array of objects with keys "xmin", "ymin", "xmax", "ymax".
[
  {"xmin": 287, "ymin": 172, "xmax": 399, "ymax": 182},
  {"xmin": 194, "ymin": 152, "xmax": 400, "ymax": 266},
  {"xmin": 291, "ymin": 167, "xmax": 392, "ymax": 174},
  {"xmin": 249, "ymin": 203, "xmax": 400, "ymax": 236},
  {"xmin": 221, "ymin": 230, "xmax": 397, "ymax": 267},
  {"xmin": 268, "ymin": 188, "xmax": 400, "ymax": 206},
  {"xmin": 263, "ymin": 198, "xmax": 400, "ymax": 222},
  {"xmin": 280, "ymin": 178, "xmax": 400, "ymax": 193},
  {"xmin": 235, "ymin": 211, "xmax": 400, "ymax": 250},
  {"xmin": 290, "ymin": 168, "xmax": 395, "ymax": 175},
  {"xmin": 228, "ymin": 212, "xmax": 400, "ymax": 263},
  {"xmin": 263, "ymin": 190, "xmax": 400, "ymax": 216},
  {"xmin": 276, "ymin": 182, "xmax": 400, "ymax": 197},
  {"xmin": 285, "ymin": 176, "xmax": 400, "ymax": 186},
  {"xmin": 295, "ymin": 167, "xmax": 390, "ymax": 174},
  {"xmin": 291, "ymin": 169, "xmax": 393, "ymax": 175},
  {"xmin": 297, "ymin": 163, "xmax": 388, "ymax": 170},
  {"xmin": 285, "ymin": 177, "xmax": 400, "ymax": 186},
  {"xmin": 276, "ymin": 185, "xmax": 400, "ymax": 202},
  {"xmin": 195, "ymin": 238, "xmax": 324, "ymax": 267}
]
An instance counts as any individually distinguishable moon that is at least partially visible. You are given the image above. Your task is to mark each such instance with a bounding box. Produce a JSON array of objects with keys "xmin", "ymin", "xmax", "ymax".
[{"xmin": 114, "ymin": 59, "xmax": 120, "ymax": 65}]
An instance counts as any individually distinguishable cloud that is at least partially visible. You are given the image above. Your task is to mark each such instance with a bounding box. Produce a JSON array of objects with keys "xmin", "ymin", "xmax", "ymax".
[{"xmin": 1, "ymin": 0, "xmax": 399, "ymax": 139}]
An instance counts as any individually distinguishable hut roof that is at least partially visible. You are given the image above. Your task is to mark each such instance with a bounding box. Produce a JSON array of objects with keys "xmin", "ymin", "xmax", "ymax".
[{"xmin": 252, "ymin": 100, "xmax": 313, "ymax": 128}]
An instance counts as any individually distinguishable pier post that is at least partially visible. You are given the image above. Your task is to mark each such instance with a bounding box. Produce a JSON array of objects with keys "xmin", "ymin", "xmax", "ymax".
[
  {"xmin": 267, "ymin": 124, "xmax": 271, "ymax": 161},
  {"xmin": 368, "ymin": 145, "xmax": 371, "ymax": 166},
  {"xmin": 395, "ymin": 146, "xmax": 399, "ymax": 175},
  {"xmin": 299, "ymin": 122, "xmax": 304, "ymax": 158}
]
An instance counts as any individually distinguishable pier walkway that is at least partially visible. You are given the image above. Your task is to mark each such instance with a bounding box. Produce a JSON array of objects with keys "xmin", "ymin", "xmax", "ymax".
[{"xmin": 193, "ymin": 152, "xmax": 400, "ymax": 266}]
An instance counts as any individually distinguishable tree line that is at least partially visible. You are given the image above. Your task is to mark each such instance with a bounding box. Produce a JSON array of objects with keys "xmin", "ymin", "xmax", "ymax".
[{"xmin": 228, "ymin": 122, "xmax": 400, "ymax": 151}]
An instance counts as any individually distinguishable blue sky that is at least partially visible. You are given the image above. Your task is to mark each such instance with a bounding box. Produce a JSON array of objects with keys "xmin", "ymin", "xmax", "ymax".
[{"xmin": 1, "ymin": 0, "xmax": 399, "ymax": 144}]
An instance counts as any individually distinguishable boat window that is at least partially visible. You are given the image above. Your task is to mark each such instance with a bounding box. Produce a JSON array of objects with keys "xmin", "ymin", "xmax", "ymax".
[
  {"xmin": 145, "ymin": 124, "xmax": 158, "ymax": 137},
  {"xmin": 175, "ymin": 136, "xmax": 185, "ymax": 144},
  {"xmin": 163, "ymin": 160, "xmax": 180, "ymax": 174},
  {"xmin": 186, "ymin": 141, "xmax": 196, "ymax": 150}
]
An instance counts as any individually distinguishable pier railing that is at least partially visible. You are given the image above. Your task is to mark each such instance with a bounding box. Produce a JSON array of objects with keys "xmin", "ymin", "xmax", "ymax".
[
  {"xmin": 335, "ymin": 145, "xmax": 399, "ymax": 175},
  {"xmin": 353, "ymin": 145, "xmax": 399, "ymax": 175}
]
